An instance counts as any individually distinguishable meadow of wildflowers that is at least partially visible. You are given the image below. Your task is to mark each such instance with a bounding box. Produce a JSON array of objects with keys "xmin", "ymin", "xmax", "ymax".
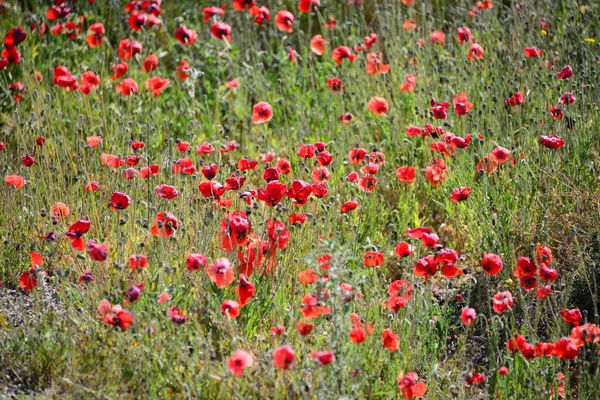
[{"xmin": 1, "ymin": 0, "xmax": 600, "ymax": 398}]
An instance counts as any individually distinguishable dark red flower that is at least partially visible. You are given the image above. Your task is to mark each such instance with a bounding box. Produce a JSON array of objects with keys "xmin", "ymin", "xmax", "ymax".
[
  {"xmin": 210, "ymin": 22, "xmax": 232, "ymax": 42},
  {"xmin": 540, "ymin": 135, "xmax": 565, "ymax": 149},
  {"xmin": 186, "ymin": 253, "xmax": 207, "ymax": 271},
  {"xmin": 87, "ymin": 240, "xmax": 108, "ymax": 261},
  {"xmin": 108, "ymin": 192, "xmax": 131, "ymax": 210},
  {"xmin": 555, "ymin": 65, "xmax": 572, "ymax": 80},
  {"xmin": 450, "ymin": 187, "xmax": 472, "ymax": 202},
  {"xmin": 175, "ymin": 25, "xmax": 198, "ymax": 45},
  {"xmin": 311, "ymin": 351, "xmax": 335, "ymax": 366}
]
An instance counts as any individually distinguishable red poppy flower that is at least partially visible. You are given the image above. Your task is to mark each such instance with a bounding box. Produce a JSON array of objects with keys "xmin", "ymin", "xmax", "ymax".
[
  {"xmin": 222, "ymin": 300, "xmax": 240, "ymax": 319},
  {"xmin": 47, "ymin": 3, "xmax": 71, "ymax": 20},
  {"xmin": 316, "ymin": 151, "xmax": 333, "ymax": 167},
  {"xmin": 553, "ymin": 338, "xmax": 579, "ymax": 360},
  {"xmin": 450, "ymin": 187, "xmax": 472, "ymax": 202},
  {"xmin": 275, "ymin": 10, "xmax": 294, "ymax": 32},
  {"xmin": 4, "ymin": 26, "xmax": 27, "ymax": 48},
  {"xmin": 513, "ymin": 256, "xmax": 536, "ymax": 277},
  {"xmin": 257, "ymin": 180, "xmax": 288, "ymax": 206},
  {"xmin": 453, "ymin": 92, "xmax": 473, "ymax": 116},
  {"xmin": 339, "ymin": 199, "xmax": 358, "ymax": 213},
  {"xmin": 555, "ymin": 65, "xmax": 572, "ymax": 80},
  {"xmin": 536, "ymin": 252, "xmax": 555, "ymax": 275},
  {"xmin": 460, "ymin": 307, "xmax": 476, "ymax": 326},
  {"xmin": 297, "ymin": 321, "xmax": 314, "ymax": 336},
  {"xmin": 125, "ymin": 282, "xmax": 145, "ymax": 302},
  {"xmin": 393, "ymin": 166, "xmax": 416, "ymax": 184},
  {"xmin": 397, "ymin": 372, "xmax": 427, "ymax": 400},
  {"xmin": 288, "ymin": 47, "xmax": 298, "ymax": 62},
  {"xmin": 273, "ymin": 345, "xmax": 296, "ymax": 369},
  {"xmin": 19, "ymin": 270, "xmax": 38, "ymax": 291},
  {"xmin": 349, "ymin": 326, "xmax": 367, "ymax": 344},
  {"xmin": 524, "ymin": 47, "xmax": 543, "ymax": 58},
  {"xmin": 380, "ymin": 328, "xmax": 399, "ymax": 352},
  {"xmin": 203, "ymin": 6, "xmax": 225, "ymax": 23},
  {"xmin": 145, "ymin": 76, "xmax": 169, "ymax": 97},
  {"xmin": 233, "ymin": 0, "xmax": 255, "ymax": 10},
  {"xmin": 570, "ymin": 323, "xmax": 600, "ymax": 347},
  {"xmin": 405, "ymin": 227, "xmax": 429, "ymax": 239},
  {"xmin": 283, "ymin": 179, "xmax": 311, "ymax": 207},
  {"xmin": 311, "ymin": 351, "xmax": 335, "ymax": 366},
  {"xmin": 363, "ymin": 250, "xmax": 384, "ymax": 267},
  {"xmin": 168, "ymin": 307, "xmax": 187, "ymax": 325},
  {"xmin": 414, "ymin": 255, "xmax": 438, "ymax": 279},
  {"xmin": 504, "ymin": 91, "xmax": 524, "ymax": 107},
  {"xmin": 183, "ymin": 253, "xmax": 206, "ymax": 272},
  {"xmin": 249, "ymin": 6, "xmax": 270, "ymax": 27},
  {"xmin": 536, "ymin": 285, "xmax": 552, "ymax": 298},
  {"xmin": 367, "ymin": 96, "xmax": 388, "ymax": 115},
  {"xmin": 481, "ymin": 252, "xmax": 503, "ymax": 275},
  {"xmin": 235, "ymin": 275, "xmax": 256, "ymax": 306},
  {"xmin": 142, "ymin": 54, "xmax": 159, "ymax": 73},
  {"xmin": 310, "ymin": 34, "xmax": 327, "ymax": 55},
  {"xmin": 207, "ymin": 258, "xmax": 235, "ymax": 289},
  {"xmin": 540, "ymin": 134, "xmax": 565, "ymax": 149},
  {"xmin": 465, "ymin": 372, "xmax": 485, "ymax": 385},
  {"xmin": 228, "ymin": 350, "xmax": 253, "ymax": 377},
  {"xmin": 87, "ymin": 240, "xmax": 108, "ymax": 261},
  {"xmin": 252, "ymin": 102, "xmax": 273, "ymax": 124},
  {"xmin": 300, "ymin": 293, "xmax": 331, "ymax": 320},
  {"xmin": 430, "ymin": 30, "xmax": 445, "ymax": 43},
  {"xmin": 561, "ymin": 308, "xmax": 582, "ymax": 327},
  {"xmin": 108, "ymin": 192, "xmax": 131, "ymax": 210},
  {"xmin": 298, "ymin": 0, "xmax": 320, "ymax": 13},
  {"xmin": 332, "ymin": 46, "xmax": 356, "ymax": 65},
  {"xmin": 99, "ymin": 300, "xmax": 134, "ymax": 330},
  {"xmin": 326, "ymin": 77, "xmax": 343, "ymax": 93},
  {"xmin": 150, "ymin": 211, "xmax": 179, "ymax": 237},
  {"xmin": 53, "ymin": 66, "xmax": 77, "ymax": 90},
  {"xmin": 20, "ymin": 153, "xmax": 34, "ymax": 167},
  {"xmin": 210, "ymin": 22, "xmax": 232, "ymax": 41},
  {"xmin": 492, "ymin": 291, "xmax": 513, "ymax": 314},
  {"xmin": 128, "ymin": 12, "xmax": 148, "ymax": 31},
  {"xmin": 424, "ymin": 158, "xmax": 447, "ymax": 186},
  {"xmin": 175, "ymin": 25, "xmax": 198, "ymax": 45},
  {"xmin": 118, "ymin": 39, "xmax": 142, "ymax": 60},
  {"xmin": 154, "ymin": 184, "xmax": 179, "ymax": 200},
  {"xmin": 296, "ymin": 269, "xmax": 318, "ymax": 285},
  {"xmin": 467, "ymin": 43, "xmax": 484, "ymax": 61},
  {"xmin": 77, "ymin": 271, "xmax": 94, "ymax": 284},
  {"xmin": 421, "ymin": 233, "xmax": 439, "ymax": 249},
  {"xmin": 116, "ymin": 78, "xmax": 138, "ymax": 96},
  {"xmin": 86, "ymin": 23, "xmax": 104, "ymax": 47},
  {"xmin": 110, "ymin": 62, "xmax": 128, "ymax": 80},
  {"xmin": 366, "ymin": 52, "xmax": 390, "ymax": 75},
  {"xmin": 128, "ymin": 254, "xmax": 148, "ymax": 270},
  {"xmin": 457, "ymin": 27, "xmax": 472, "ymax": 44},
  {"xmin": 219, "ymin": 211, "xmax": 252, "ymax": 252},
  {"xmin": 2, "ymin": 47, "xmax": 21, "ymax": 65},
  {"xmin": 491, "ymin": 146, "xmax": 511, "ymax": 163}
]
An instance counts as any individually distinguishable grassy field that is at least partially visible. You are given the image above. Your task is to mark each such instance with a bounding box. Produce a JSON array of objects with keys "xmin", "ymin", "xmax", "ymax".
[{"xmin": 1, "ymin": 0, "xmax": 600, "ymax": 398}]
